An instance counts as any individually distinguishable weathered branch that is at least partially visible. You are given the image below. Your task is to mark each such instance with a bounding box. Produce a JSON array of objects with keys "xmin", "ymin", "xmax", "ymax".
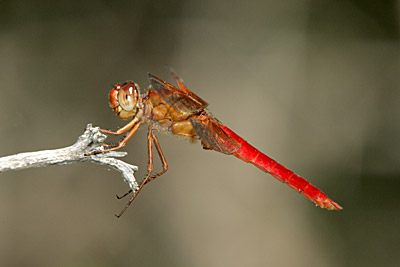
[{"xmin": 0, "ymin": 124, "xmax": 139, "ymax": 192}]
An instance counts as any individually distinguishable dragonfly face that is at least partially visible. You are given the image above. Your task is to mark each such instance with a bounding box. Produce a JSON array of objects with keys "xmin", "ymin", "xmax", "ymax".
[{"xmin": 109, "ymin": 81, "xmax": 139, "ymax": 119}]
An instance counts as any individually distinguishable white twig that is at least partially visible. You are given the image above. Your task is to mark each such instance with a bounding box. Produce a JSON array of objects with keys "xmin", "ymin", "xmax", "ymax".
[{"xmin": 0, "ymin": 124, "xmax": 139, "ymax": 193}]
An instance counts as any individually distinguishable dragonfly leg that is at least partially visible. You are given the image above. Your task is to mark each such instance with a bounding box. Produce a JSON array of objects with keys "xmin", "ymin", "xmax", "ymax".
[
  {"xmin": 115, "ymin": 124, "xmax": 155, "ymax": 218},
  {"xmin": 144, "ymin": 132, "xmax": 168, "ymax": 184},
  {"xmin": 116, "ymin": 189, "xmax": 132, "ymax": 199},
  {"xmin": 85, "ymin": 121, "xmax": 141, "ymax": 156},
  {"xmin": 100, "ymin": 117, "xmax": 139, "ymax": 135},
  {"xmin": 113, "ymin": 124, "xmax": 167, "ymax": 201}
]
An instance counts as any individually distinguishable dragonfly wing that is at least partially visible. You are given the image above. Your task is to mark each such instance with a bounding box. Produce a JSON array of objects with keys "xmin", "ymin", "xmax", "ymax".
[
  {"xmin": 190, "ymin": 112, "xmax": 241, "ymax": 155},
  {"xmin": 165, "ymin": 66, "xmax": 209, "ymax": 109},
  {"xmin": 148, "ymin": 73, "xmax": 208, "ymax": 114},
  {"xmin": 165, "ymin": 65, "xmax": 188, "ymax": 93}
]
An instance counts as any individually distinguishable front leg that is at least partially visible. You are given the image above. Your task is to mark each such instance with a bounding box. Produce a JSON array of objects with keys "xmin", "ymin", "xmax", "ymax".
[
  {"xmin": 85, "ymin": 121, "xmax": 142, "ymax": 156},
  {"xmin": 100, "ymin": 117, "xmax": 139, "ymax": 135}
]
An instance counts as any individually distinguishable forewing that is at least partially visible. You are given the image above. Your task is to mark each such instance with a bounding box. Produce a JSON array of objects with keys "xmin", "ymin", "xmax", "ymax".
[
  {"xmin": 165, "ymin": 65, "xmax": 209, "ymax": 108},
  {"xmin": 190, "ymin": 113, "xmax": 241, "ymax": 155},
  {"xmin": 148, "ymin": 73, "xmax": 208, "ymax": 114}
]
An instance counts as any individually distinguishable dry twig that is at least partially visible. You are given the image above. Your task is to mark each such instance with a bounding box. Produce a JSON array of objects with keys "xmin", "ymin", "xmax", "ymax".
[{"xmin": 0, "ymin": 124, "xmax": 139, "ymax": 193}]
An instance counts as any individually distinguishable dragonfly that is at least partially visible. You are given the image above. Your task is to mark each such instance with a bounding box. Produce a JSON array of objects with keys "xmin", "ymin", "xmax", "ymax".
[{"xmin": 94, "ymin": 66, "xmax": 342, "ymax": 217}]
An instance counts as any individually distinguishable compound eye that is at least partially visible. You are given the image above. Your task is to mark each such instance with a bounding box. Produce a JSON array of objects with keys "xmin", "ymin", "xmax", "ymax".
[{"xmin": 117, "ymin": 82, "xmax": 138, "ymax": 111}]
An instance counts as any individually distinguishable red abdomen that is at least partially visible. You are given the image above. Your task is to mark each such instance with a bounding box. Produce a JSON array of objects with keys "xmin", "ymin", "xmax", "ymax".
[{"xmin": 220, "ymin": 125, "xmax": 342, "ymax": 210}]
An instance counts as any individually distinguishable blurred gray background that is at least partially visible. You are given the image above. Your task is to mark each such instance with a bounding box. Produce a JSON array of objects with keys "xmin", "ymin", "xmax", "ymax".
[{"xmin": 0, "ymin": 0, "xmax": 399, "ymax": 266}]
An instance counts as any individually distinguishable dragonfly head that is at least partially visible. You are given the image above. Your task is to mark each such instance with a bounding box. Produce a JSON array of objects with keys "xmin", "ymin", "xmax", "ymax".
[{"xmin": 109, "ymin": 81, "xmax": 139, "ymax": 119}]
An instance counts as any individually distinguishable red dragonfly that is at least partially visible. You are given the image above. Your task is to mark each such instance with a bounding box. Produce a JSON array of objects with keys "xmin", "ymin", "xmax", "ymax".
[{"xmin": 95, "ymin": 66, "xmax": 342, "ymax": 217}]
